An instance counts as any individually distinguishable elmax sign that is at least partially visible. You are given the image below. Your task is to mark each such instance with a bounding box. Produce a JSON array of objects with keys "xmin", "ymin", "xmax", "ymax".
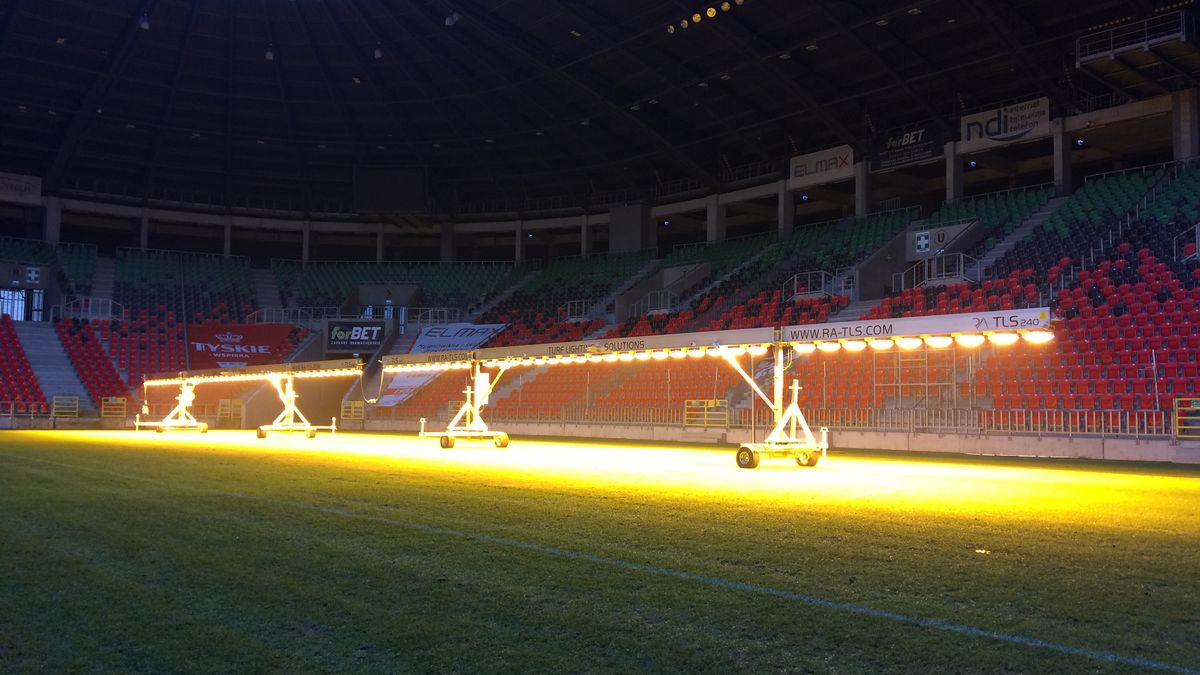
[
  {"xmin": 789, "ymin": 145, "xmax": 855, "ymax": 188},
  {"xmin": 959, "ymin": 98, "xmax": 1050, "ymax": 153}
]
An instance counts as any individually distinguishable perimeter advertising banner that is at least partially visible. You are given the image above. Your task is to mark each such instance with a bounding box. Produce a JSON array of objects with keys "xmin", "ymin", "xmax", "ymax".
[
  {"xmin": 789, "ymin": 145, "xmax": 855, "ymax": 188},
  {"xmin": 872, "ymin": 125, "xmax": 944, "ymax": 171},
  {"xmin": 325, "ymin": 319, "xmax": 387, "ymax": 353},
  {"xmin": 188, "ymin": 323, "xmax": 296, "ymax": 369},
  {"xmin": 958, "ymin": 98, "xmax": 1050, "ymax": 153},
  {"xmin": 376, "ymin": 323, "xmax": 507, "ymax": 407}
]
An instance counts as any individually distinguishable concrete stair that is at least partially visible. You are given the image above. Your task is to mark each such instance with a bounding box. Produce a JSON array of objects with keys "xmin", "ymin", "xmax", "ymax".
[
  {"xmin": 12, "ymin": 320, "xmax": 93, "ymax": 409},
  {"xmin": 972, "ymin": 196, "xmax": 1070, "ymax": 278},
  {"xmin": 590, "ymin": 258, "xmax": 662, "ymax": 320},
  {"xmin": 473, "ymin": 269, "xmax": 541, "ymax": 320},
  {"xmin": 253, "ymin": 268, "xmax": 284, "ymax": 310},
  {"xmin": 90, "ymin": 257, "xmax": 115, "ymax": 302},
  {"xmin": 839, "ymin": 297, "xmax": 885, "ymax": 320}
]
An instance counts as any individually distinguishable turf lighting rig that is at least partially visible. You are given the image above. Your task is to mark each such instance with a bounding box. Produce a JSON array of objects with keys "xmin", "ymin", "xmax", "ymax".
[
  {"xmin": 137, "ymin": 358, "xmax": 363, "ymax": 438},
  {"xmin": 135, "ymin": 380, "xmax": 207, "ymax": 433},
  {"xmin": 379, "ymin": 308, "xmax": 1053, "ymax": 467},
  {"xmin": 380, "ymin": 351, "xmax": 506, "ymax": 448}
]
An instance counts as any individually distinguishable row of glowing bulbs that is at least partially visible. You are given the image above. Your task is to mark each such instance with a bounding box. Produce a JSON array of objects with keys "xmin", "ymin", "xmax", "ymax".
[
  {"xmin": 667, "ymin": 0, "xmax": 746, "ymax": 34},
  {"xmin": 387, "ymin": 330, "xmax": 1053, "ymax": 371}
]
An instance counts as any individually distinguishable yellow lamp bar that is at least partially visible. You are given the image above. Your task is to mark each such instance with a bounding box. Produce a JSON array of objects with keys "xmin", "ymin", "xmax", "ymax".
[
  {"xmin": 842, "ymin": 340, "xmax": 868, "ymax": 352},
  {"xmin": 816, "ymin": 341, "xmax": 841, "ymax": 353},
  {"xmin": 867, "ymin": 338, "xmax": 893, "ymax": 351},
  {"xmin": 924, "ymin": 335, "xmax": 954, "ymax": 349},
  {"xmin": 895, "ymin": 337, "xmax": 924, "ymax": 350},
  {"xmin": 1021, "ymin": 330, "xmax": 1055, "ymax": 344},
  {"xmin": 954, "ymin": 334, "xmax": 986, "ymax": 348},
  {"xmin": 987, "ymin": 332, "xmax": 1020, "ymax": 346}
]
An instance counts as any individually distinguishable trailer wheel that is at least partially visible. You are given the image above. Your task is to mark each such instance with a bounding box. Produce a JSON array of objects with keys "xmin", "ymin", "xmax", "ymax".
[
  {"xmin": 256, "ymin": 428, "xmax": 267, "ymax": 439},
  {"xmin": 796, "ymin": 450, "xmax": 820, "ymax": 467},
  {"xmin": 306, "ymin": 429, "xmax": 317, "ymax": 439},
  {"xmin": 494, "ymin": 433, "xmax": 509, "ymax": 448},
  {"xmin": 440, "ymin": 435, "xmax": 455, "ymax": 449},
  {"xmin": 155, "ymin": 426, "xmax": 164, "ymax": 434},
  {"xmin": 736, "ymin": 446, "xmax": 759, "ymax": 469},
  {"xmin": 200, "ymin": 423, "xmax": 209, "ymax": 434}
]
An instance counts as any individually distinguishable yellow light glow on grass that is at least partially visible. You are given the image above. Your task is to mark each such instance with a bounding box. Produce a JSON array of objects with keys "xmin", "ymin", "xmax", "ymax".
[
  {"xmin": 954, "ymin": 334, "xmax": 986, "ymax": 348},
  {"xmin": 1022, "ymin": 330, "xmax": 1055, "ymax": 344},
  {"xmin": 31, "ymin": 430, "xmax": 1200, "ymax": 533},
  {"xmin": 987, "ymin": 332, "xmax": 1020, "ymax": 346},
  {"xmin": 842, "ymin": 340, "xmax": 867, "ymax": 352},
  {"xmin": 895, "ymin": 337, "xmax": 924, "ymax": 350},
  {"xmin": 924, "ymin": 335, "xmax": 954, "ymax": 349}
]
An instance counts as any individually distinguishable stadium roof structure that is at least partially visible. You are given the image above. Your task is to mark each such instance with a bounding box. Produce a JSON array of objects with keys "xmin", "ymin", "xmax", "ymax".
[{"xmin": 0, "ymin": 0, "xmax": 1184, "ymax": 216}]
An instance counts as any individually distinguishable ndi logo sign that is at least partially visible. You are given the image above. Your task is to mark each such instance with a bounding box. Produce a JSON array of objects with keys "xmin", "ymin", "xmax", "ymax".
[
  {"xmin": 959, "ymin": 98, "xmax": 1049, "ymax": 153},
  {"xmin": 789, "ymin": 144, "xmax": 855, "ymax": 188}
]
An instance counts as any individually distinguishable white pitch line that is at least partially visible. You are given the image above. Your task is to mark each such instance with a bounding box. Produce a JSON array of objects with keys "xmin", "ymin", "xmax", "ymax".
[{"xmin": 2, "ymin": 450, "xmax": 1197, "ymax": 674}]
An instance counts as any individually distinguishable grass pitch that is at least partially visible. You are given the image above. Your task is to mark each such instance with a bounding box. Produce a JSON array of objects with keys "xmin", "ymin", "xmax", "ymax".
[{"xmin": 0, "ymin": 431, "xmax": 1198, "ymax": 674}]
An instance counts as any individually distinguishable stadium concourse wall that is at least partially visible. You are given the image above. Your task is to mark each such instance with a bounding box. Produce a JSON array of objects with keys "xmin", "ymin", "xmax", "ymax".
[{"xmin": 356, "ymin": 417, "xmax": 1199, "ymax": 464}]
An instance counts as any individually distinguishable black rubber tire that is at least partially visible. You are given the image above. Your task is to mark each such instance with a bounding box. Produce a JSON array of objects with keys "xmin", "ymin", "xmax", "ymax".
[
  {"xmin": 796, "ymin": 450, "xmax": 821, "ymax": 467},
  {"xmin": 494, "ymin": 433, "xmax": 509, "ymax": 448},
  {"xmin": 256, "ymin": 428, "xmax": 267, "ymax": 439},
  {"xmin": 155, "ymin": 426, "xmax": 164, "ymax": 434},
  {"xmin": 200, "ymin": 424, "xmax": 209, "ymax": 434},
  {"xmin": 736, "ymin": 446, "xmax": 760, "ymax": 469},
  {"xmin": 440, "ymin": 435, "xmax": 454, "ymax": 449},
  {"xmin": 306, "ymin": 429, "xmax": 317, "ymax": 439}
]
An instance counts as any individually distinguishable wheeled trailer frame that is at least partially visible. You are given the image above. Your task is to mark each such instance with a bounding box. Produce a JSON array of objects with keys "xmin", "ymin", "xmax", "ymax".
[
  {"xmin": 421, "ymin": 363, "xmax": 510, "ymax": 448},
  {"xmin": 135, "ymin": 381, "xmax": 209, "ymax": 433}
]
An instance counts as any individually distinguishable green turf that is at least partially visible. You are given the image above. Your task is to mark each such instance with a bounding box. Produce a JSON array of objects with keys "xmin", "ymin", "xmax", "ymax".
[{"xmin": 0, "ymin": 431, "xmax": 1198, "ymax": 674}]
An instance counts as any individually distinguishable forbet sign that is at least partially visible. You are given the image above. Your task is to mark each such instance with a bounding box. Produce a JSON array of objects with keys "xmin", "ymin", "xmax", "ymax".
[{"xmin": 326, "ymin": 320, "xmax": 386, "ymax": 352}]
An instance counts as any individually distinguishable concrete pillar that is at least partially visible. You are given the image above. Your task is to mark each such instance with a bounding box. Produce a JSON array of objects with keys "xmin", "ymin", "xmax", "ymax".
[
  {"xmin": 944, "ymin": 140, "xmax": 963, "ymax": 203},
  {"xmin": 139, "ymin": 208, "xmax": 149, "ymax": 250},
  {"xmin": 1172, "ymin": 88, "xmax": 1200, "ymax": 162},
  {"xmin": 301, "ymin": 220, "xmax": 311, "ymax": 267},
  {"xmin": 706, "ymin": 194, "xmax": 726, "ymax": 244},
  {"xmin": 223, "ymin": 214, "xmax": 232, "ymax": 258},
  {"xmin": 43, "ymin": 196, "xmax": 62, "ymax": 245},
  {"xmin": 580, "ymin": 213, "xmax": 593, "ymax": 257},
  {"xmin": 854, "ymin": 161, "xmax": 871, "ymax": 217},
  {"xmin": 776, "ymin": 179, "xmax": 794, "ymax": 239},
  {"xmin": 439, "ymin": 222, "xmax": 455, "ymax": 262},
  {"xmin": 514, "ymin": 221, "xmax": 526, "ymax": 263},
  {"xmin": 376, "ymin": 223, "xmax": 384, "ymax": 263},
  {"xmin": 1052, "ymin": 119, "xmax": 1074, "ymax": 197}
]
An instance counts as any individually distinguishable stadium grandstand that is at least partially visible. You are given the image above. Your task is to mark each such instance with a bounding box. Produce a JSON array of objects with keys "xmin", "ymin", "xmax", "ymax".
[{"xmin": 2, "ymin": 2, "xmax": 1200, "ymax": 672}]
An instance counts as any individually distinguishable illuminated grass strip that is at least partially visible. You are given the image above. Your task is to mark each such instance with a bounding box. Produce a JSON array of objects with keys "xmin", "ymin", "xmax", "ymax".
[{"xmin": 5, "ymin": 447, "xmax": 1194, "ymax": 674}]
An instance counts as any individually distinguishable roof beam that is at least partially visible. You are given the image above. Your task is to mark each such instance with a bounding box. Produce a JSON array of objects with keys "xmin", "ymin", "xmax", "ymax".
[
  {"xmin": 260, "ymin": 0, "xmax": 313, "ymax": 214},
  {"xmin": 45, "ymin": 0, "xmax": 159, "ymax": 193},
  {"xmin": 444, "ymin": 0, "xmax": 722, "ymax": 190},
  {"xmin": 141, "ymin": 0, "xmax": 201, "ymax": 201}
]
